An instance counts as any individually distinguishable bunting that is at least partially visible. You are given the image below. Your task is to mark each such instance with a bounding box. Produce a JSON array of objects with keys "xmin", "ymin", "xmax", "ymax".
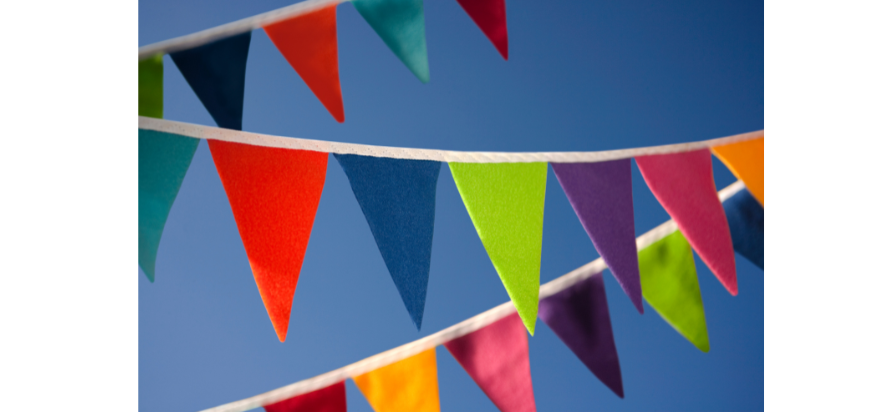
[
  {"xmin": 635, "ymin": 150, "xmax": 738, "ymax": 295},
  {"xmin": 334, "ymin": 154, "xmax": 442, "ymax": 330},
  {"xmin": 712, "ymin": 137, "xmax": 764, "ymax": 206},
  {"xmin": 353, "ymin": 348, "xmax": 441, "ymax": 412},
  {"xmin": 264, "ymin": 4, "xmax": 345, "ymax": 123},
  {"xmin": 264, "ymin": 381, "xmax": 347, "ymax": 412},
  {"xmin": 207, "ymin": 140, "xmax": 328, "ymax": 342},
  {"xmin": 455, "ymin": 0, "xmax": 509, "ymax": 59},
  {"xmin": 170, "ymin": 32, "xmax": 252, "ymax": 130},
  {"xmin": 352, "ymin": 0, "xmax": 430, "ymax": 82},
  {"xmin": 723, "ymin": 188, "xmax": 764, "ymax": 269},
  {"xmin": 551, "ymin": 159, "xmax": 643, "ymax": 314},
  {"xmin": 139, "ymin": 54, "xmax": 163, "ymax": 118},
  {"xmin": 449, "ymin": 162, "xmax": 547, "ymax": 334},
  {"xmin": 444, "ymin": 312, "xmax": 537, "ymax": 412}
]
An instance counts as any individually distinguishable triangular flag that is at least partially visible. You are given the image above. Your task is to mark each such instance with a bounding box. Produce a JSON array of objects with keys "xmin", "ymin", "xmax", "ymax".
[
  {"xmin": 638, "ymin": 230, "xmax": 709, "ymax": 352},
  {"xmin": 723, "ymin": 188, "xmax": 764, "ymax": 269},
  {"xmin": 139, "ymin": 55, "xmax": 163, "ymax": 118},
  {"xmin": 444, "ymin": 312, "xmax": 537, "ymax": 412},
  {"xmin": 264, "ymin": 4, "xmax": 345, "ymax": 122},
  {"xmin": 207, "ymin": 140, "xmax": 327, "ymax": 341},
  {"xmin": 552, "ymin": 159, "xmax": 644, "ymax": 314},
  {"xmin": 170, "ymin": 32, "xmax": 252, "ymax": 130},
  {"xmin": 455, "ymin": 0, "xmax": 509, "ymax": 59},
  {"xmin": 139, "ymin": 130, "xmax": 200, "ymax": 282},
  {"xmin": 449, "ymin": 162, "xmax": 546, "ymax": 334},
  {"xmin": 352, "ymin": 0, "xmax": 430, "ymax": 82},
  {"xmin": 353, "ymin": 348, "xmax": 440, "ymax": 412},
  {"xmin": 264, "ymin": 381, "xmax": 347, "ymax": 412},
  {"xmin": 538, "ymin": 274, "xmax": 624, "ymax": 398},
  {"xmin": 712, "ymin": 137, "xmax": 764, "ymax": 206},
  {"xmin": 635, "ymin": 150, "xmax": 738, "ymax": 295},
  {"xmin": 334, "ymin": 154, "xmax": 442, "ymax": 330}
]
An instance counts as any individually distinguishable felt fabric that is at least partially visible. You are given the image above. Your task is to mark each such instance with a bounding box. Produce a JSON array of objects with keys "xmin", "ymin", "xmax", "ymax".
[
  {"xmin": 444, "ymin": 312, "xmax": 536, "ymax": 412},
  {"xmin": 207, "ymin": 140, "xmax": 327, "ymax": 342},
  {"xmin": 538, "ymin": 275, "xmax": 624, "ymax": 398},
  {"xmin": 638, "ymin": 230, "xmax": 709, "ymax": 352},
  {"xmin": 551, "ymin": 159, "xmax": 643, "ymax": 314},
  {"xmin": 448, "ymin": 162, "xmax": 547, "ymax": 334},
  {"xmin": 352, "ymin": 0, "xmax": 430, "ymax": 83},
  {"xmin": 352, "ymin": 348, "xmax": 440, "ymax": 412},
  {"xmin": 170, "ymin": 32, "xmax": 252, "ymax": 130},
  {"xmin": 139, "ymin": 55, "xmax": 163, "ymax": 118},
  {"xmin": 722, "ymin": 188, "xmax": 764, "ymax": 269},
  {"xmin": 711, "ymin": 138, "xmax": 764, "ymax": 206},
  {"xmin": 138, "ymin": 130, "xmax": 200, "ymax": 282},
  {"xmin": 264, "ymin": 381, "xmax": 347, "ymax": 412},
  {"xmin": 635, "ymin": 150, "xmax": 738, "ymax": 295},
  {"xmin": 455, "ymin": 0, "xmax": 509, "ymax": 59},
  {"xmin": 264, "ymin": 5, "xmax": 345, "ymax": 123},
  {"xmin": 334, "ymin": 154, "xmax": 441, "ymax": 330}
]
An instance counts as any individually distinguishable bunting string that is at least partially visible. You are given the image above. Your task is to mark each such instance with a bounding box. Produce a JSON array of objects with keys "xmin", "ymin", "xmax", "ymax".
[{"xmin": 197, "ymin": 180, "xmax": 746, "ymax": 412}]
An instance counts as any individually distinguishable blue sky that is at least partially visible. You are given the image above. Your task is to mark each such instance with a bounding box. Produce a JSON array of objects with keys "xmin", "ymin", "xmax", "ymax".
[{"xmin": 139, "ymin": 0, "xmax": 763, "ymax": 410}]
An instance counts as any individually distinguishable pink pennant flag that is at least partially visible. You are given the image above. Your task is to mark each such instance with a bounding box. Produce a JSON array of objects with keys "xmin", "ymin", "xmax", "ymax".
[
  {"xmin": 264, "ymin": 381, "xmax": 346, "ymax": 412},
  {"xmin": 635, "ymin": 149, "xmax": 737, "ymax": 295},
  {"xmin": 444, "ymin": 312, "xmax": 536, "ymax": 412},
  {"xmin": 455, "ymin": 0, "xmax": 509, "ymax": 59}
]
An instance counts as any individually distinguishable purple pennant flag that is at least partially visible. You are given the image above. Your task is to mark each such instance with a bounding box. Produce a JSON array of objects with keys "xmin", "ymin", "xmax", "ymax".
[
  {"xmin": 551, "ymin": 160, "xmax": 643, "ymax": 314},
  {"xmin": 539, "ymin": 274, "xmax": 623, "ymax": 398}
]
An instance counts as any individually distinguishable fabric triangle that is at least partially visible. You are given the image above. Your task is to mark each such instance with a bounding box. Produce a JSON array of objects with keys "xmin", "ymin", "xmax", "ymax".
[
  {"xmin": 551, "ymin": 159, "xmax": 643, "ymax": 314},
  {"xmin": 264, "ymin": 381, "xmax": 347, "ymax": 412},
  {"xmin": 448, "ymin": 162, "xmax": 546, "ymax": 334},
  {"xmin": 264, "ymin": 4, "xmax": 345, "ymax": 122},
  {"xmin": 139, "ymin": 130, "xmax": 200, "ymax": 282},
  {"xmin": 455, "ymin": 0, "xmax": 509, "ymax": 59},
  {"xmin": 638, "ymin": 230, "xmax": 709, "ymax": 352},
  {"xmin": 352, "ymin": 0, "xmax": 430, "ymax": 83},
  {"xmin": 170, "ymin": 32, "xmax": 252, "ymax": 130},
  {"xmin": 207, "ymin": 140, "xmax": 327, "ymax": 342},
  {"xmin": 635, "ymin": 150, "xmax": 738, "ymax": 295},
  {"xmin": 538, "ymin": 274, "xmax": 624, "ymax": 397},
  {"xmin": 444, "ymin": 312, "xmax": 537, "ymax": 412},
  {"xmin": 352, "ymin": 348, "xmax": 440, "ymax": 412},
  {"xmin": 711, "ymin": 137, "xmax": 764, "ymax": 206},
  {"xmin": 139, "ymin": 55, "xmax": 163, "ymax": 118},
  {"xmin": 334, "ymin": 154, "xmax": 441, "ymax": 330},
  {"xmin": 723, "ymin": 188, "xmax": 764, "ymax": 269}
]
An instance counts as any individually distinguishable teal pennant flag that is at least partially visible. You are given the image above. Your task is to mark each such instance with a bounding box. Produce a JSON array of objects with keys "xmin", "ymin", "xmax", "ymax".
[{"xmin": 353, "ymin": 0, "xmax": 430, "ymax": 83}]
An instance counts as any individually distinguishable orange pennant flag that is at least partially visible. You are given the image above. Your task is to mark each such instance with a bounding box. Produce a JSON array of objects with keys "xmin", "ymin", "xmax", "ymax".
[
  {"xmin": 711, "ymin": 137, "xmax": 764, "ymax": 206},
  {"xmin": 353, "ymin": 348, "xmax": 441, "ymax": 412},
  {"xmin": 208, "ymin": 140, "xmax": 328, "ymax": 342},
  {"xmin": 264, "ymin": 4, "xmax": 345, "ymax": 122}
]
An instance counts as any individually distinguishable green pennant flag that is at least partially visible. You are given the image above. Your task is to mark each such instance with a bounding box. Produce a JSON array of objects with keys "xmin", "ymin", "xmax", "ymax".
[
  {"xmin": 139, "ymin": 55, "xmax": 163, "ymax": 118},
  {"xmin": 638, "ymin": 230, "xmax": 710, "ymax": 352},
  {"xmin": 353, "ymin": 0, "xmax": 430, "ymax": 83},
  {"xmin": 449, "ymin": 162, "xmax": 547, "ymax": 334}
]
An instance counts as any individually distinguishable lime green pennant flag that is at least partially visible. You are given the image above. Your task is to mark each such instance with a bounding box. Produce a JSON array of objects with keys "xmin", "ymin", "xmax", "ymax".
[
  {"xmin": 638, "ymin": 230, "xmax": 710, "ymax": 352},
  {"xmin": 449, "ymin": 162, "xmax": 547, "ymax": 334},
  {"xmin": 139, "ymin": 55, "xmax": 163, "ymax": 118}
]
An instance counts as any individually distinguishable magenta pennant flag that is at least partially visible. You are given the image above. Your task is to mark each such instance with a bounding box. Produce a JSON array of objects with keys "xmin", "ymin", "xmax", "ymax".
[
  {"xmin": 538, "ymin": 274, "xmax": 624, "ymax": 398},
  {"xmin": 455, "ymin": 0, "xmax": 509, "ymax": 59},
  {"xmin": 551, "ymin": 159, "xmax": 643, "ymax": 314},
  {"xmin": 635, "ymin": 149, "xmax": 738, "ymax": 295},
  {"xmin": 444, "ymin": 312, "xmax": 537, "ymax": 412},
  {"xmin": 263, "ymin": 381, "xmax": 346, "ymax": 412}
]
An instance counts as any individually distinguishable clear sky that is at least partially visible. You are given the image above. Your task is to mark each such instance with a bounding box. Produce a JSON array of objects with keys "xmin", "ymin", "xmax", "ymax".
[{"xmin": 139, "ymin": 0, "xmax": 763, "ymax": 410}]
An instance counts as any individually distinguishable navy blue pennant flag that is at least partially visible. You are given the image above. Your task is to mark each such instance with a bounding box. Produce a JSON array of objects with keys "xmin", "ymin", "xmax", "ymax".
[
  {"xmin": 334, "ymin": 154, "xmax": 442, "ymax": 330},
  {"xmin": 723, "ymin": 188, "xmax": 764, "ymax": 269},
  {"xmin": 170, "ymin": 32, "xmax": 252, "ymax": 130}
]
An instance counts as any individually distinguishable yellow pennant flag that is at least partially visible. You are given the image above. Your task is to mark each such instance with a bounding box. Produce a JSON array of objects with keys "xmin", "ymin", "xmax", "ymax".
[
  {"xmin": 711, "ymin": 137, "xmax": 764, "ymax": 206},
  {"xmin": 353, "ymin": 348, "xmax": 441, "ymax": 412}
]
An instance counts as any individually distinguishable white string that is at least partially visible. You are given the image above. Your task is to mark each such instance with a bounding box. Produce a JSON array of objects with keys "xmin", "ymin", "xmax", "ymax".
[
  {"xmin": 197, "ymin": 180, "xmax": 746, "ymax": 412},
  {"xmin": 139, "ymin": 117, "xmax": 763, "ymax": 164}
]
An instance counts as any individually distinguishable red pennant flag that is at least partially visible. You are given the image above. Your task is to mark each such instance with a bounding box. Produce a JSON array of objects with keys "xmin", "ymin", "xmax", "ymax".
[
  {"xmin": 264, "ymin": 381, "xmax": 347, "ymax": 412},
  {"xmin": 456, "ymin": 0, "xmax": 509, "ymax": 59},
  {"xmin": 635, "ymin": 149, "xmax": 737, "ymax": 295},
  {"xmin": 208, "ymin": 140, "xmax": 328, "ymax": 341},
  {"xmin": 264, "ymin": 4, "xmax": 345, "ymax": 122},
  {"xmin": 444, "ymin": 312, "xmax": 536, "ymax": 412}
]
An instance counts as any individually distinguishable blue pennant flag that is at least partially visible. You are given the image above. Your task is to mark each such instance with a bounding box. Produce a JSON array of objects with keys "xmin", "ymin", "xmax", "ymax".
[
  {"xmin": 334, "ymin": 154, "xmax": 442, "ymax": 329},
  {"xmin": 723, "ymin": 188, "xmax": 764, "ymax": 269},
  {"xmin": 352, "ymin": 0, "xmax": 430, "ymax": 83},
  {"xmin": 170, "ymin": 32, "xmax": 252, "ymax": 130}
]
